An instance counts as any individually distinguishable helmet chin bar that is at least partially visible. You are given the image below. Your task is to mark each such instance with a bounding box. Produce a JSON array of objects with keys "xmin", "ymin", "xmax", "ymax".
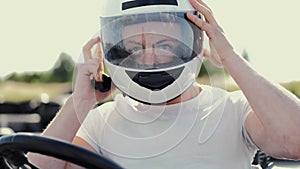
[
  {"xmin": 125, "ymin": 67, "xmax": 183, "ymax": 91},
  {"xmin": 122, "ymin": 91, "xmax": 182, "ymax": 105},
  {"xmin": 105, "ymin": 56, "xmax": 202, "ymax": 104}
]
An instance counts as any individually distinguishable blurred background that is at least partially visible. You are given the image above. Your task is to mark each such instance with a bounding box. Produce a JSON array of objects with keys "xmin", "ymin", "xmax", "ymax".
[
  {"xmin": 0, "ymin": 0, "xmax": 300, "ymax": 134},
  {"xmin": 0, "ymin": 0, "xmax": 299, "ymax": 168}
]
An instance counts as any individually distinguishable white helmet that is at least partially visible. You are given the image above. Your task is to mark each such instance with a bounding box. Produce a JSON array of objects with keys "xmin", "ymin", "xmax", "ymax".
[{"xmin": 100, "ymin": 0, "xmax": 203, "ymax": 104}]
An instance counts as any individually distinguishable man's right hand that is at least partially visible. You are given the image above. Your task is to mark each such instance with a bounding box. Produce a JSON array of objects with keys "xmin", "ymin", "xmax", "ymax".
[{"xmin": 72, "ymin": 36, "xmax": 115, "ymax": 121}]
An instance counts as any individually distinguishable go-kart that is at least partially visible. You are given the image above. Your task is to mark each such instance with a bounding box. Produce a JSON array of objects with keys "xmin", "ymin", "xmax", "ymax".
[
  {"xmin": 0, "ymin": 133, "xmax": 299, "ymax": 169},
  {"xmin": 0, "ymin": 133, "xmax": 123, "ymax": 169}
]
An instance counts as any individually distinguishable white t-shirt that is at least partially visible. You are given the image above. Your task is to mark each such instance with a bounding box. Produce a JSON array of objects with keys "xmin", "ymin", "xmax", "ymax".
[{"xmin": 76, "ymin": 85, "xmax": 258, "ymax": 169}]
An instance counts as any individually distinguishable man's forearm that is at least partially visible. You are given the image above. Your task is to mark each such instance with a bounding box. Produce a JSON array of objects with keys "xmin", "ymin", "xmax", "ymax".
[
  {"xmin": 40, "ymin": 95, "xmax": 82, "ymax": 141},
  {"xmin": 223, "ymin": 52, "xmax": 300, "ymax": 154},
  {"xmin": 223, "ymin": 52, "xmax": 300, "ymax": 127},
  {"xmin": 27, "ymin": 94, "xmax": 95, "ymax": 168}
]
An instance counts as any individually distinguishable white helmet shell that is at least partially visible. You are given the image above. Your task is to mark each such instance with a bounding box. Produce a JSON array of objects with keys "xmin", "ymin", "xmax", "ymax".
[{"xmin": 100, "ymin": 0, "xmax": 194, "ymax": 17}]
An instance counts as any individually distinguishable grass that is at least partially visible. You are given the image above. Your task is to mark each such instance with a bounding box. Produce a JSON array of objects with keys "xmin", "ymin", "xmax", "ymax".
[
  {"xmin": 197, "ymin": 75, "xmax": 300, "ymax": 98},
  {"xmin": 280, "ymin": 81, "xmax": 300, "ymax": 98},
  {"xmin": 0, "ymin": 81, "xmax": 71, "ymax": 103},
  {"xmin": 0, "ymin": 78, "xmax": 299, "ymax": 103}
]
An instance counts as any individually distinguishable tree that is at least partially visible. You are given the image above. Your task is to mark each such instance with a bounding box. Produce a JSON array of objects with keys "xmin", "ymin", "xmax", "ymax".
[
  {"xmin": 242, "ymin": 49, "xmax": 250, "ymax": 61},
  {"xmin": 4, "ymin": 52, "xmax": 75, "ymax": 83},
  {"xmin": 49, "ymin": 53, "xmax": 75, "ymax": 82},
  {"xmin": 198, "ymin": 59, "xmax": 226, "ymax": 77}
]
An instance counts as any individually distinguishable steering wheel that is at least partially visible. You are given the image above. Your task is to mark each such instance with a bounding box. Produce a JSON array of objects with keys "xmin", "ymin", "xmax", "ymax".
[{"xmin": 0, "ymin": 133, "xmax": 123, "ymax": 169}]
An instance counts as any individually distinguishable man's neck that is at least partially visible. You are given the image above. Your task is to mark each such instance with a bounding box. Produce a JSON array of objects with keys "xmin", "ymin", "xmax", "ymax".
[{"xmin": 166, "ymin": 84, "xmax": 202, "ymax": 105}]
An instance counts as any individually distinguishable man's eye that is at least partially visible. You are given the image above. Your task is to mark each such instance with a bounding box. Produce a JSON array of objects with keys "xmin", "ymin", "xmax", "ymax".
[
  {"xmin": 129, "ymin": 46, "xmax": 142, "ymax": 53},
  {"xmin": 157, "ymin": 44, "xmax": 172, "ymax": 51}
]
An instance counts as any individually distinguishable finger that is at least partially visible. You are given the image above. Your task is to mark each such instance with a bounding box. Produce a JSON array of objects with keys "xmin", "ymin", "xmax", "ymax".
[
  {"xmin": 82, "ymin": 58, "xmax": 102, "ymax": 82},
  {"xmin": 94, "ymin": 41, "xmax": 105, "ymax": 82},
  {"xmin": 194, "ymin": 0, "xmax": 213, "ymax": 13},
  {"xmin": 82, "ymin": 36, "xmax": 100, "ymax": 62},
  {"xmin": 93, "ymin": 41, "xmax": 103, "ymax": 58},
  {"xmin": 187, "ymin": 12, "xmax": 224, "ymax": 40},
  {"xmin": 86, "ymin": 57, "xmax": 102, "ymax": 82},
  {"xmin": 192, "ymin": 0, "xmax": 225, "ymax": 33},
  {"xmin": 98, "ymin": 61, "xmax": 104, "ymax": 82},
  {"xmin": 189, "ymin": 0, "xmax": 217, "ymax": 25},
  {"xmin": 203, "ymin": 48, "xmax": 211, "ymax": 58},
  {"xmin": 77, "ymin": 60, "xmax": 99, "ymax": 77},
  {"xmin": 186, "ymin": 12, "xmax": 211, "ymax": 32}
]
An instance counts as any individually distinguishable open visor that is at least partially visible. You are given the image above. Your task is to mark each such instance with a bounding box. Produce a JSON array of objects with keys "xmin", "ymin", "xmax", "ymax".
[{"xmin": 100, "ymin": 12, "xmax": 203, "ymax": 71}]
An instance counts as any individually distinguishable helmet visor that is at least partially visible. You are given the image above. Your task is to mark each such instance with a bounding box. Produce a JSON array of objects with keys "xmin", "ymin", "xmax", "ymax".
[{"xmin": 100, "ymin": 12, "xmax": 202, "ymax": 70}]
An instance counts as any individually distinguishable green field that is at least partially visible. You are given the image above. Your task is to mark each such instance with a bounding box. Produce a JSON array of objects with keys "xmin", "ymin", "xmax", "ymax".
[
  {"xmin": 0, "ymin": 79, "xmax": 299, "ymax": 103},
  {"xmin": 0, "ymin": 81, "xmax": 71, "ymax": 103}
]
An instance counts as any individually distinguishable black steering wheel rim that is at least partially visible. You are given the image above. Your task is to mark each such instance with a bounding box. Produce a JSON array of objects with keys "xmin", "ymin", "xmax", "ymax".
[{"xmin": 0, "ymin": 133, "xmax": 123, "ymax": 169}]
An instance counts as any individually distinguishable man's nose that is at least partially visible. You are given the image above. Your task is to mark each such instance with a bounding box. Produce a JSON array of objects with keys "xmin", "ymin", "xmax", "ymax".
[{"xmin": 142, "ymin": 47, "xmax": 156, "ymax": 65}]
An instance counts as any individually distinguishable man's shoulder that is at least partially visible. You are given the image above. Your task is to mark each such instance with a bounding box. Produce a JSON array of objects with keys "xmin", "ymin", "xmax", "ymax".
[
  {"xmin": 91, "ymin": 99, "xmax": 117, "ymax": 118},
  {"xmin": 200, "ymin": 85, "xmax": 246, "ymax": 103}
]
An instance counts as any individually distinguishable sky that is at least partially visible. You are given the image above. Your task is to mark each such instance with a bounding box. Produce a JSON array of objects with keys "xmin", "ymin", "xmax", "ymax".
[{"xmin": 0, "ymin": 0, "xmax": 299, "ymax": 82}]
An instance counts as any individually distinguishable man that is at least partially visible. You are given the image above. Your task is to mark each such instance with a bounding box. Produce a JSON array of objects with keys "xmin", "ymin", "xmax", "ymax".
[{"xmin": 28, "ymin": 0, "xmax": 300, "ymax": 168}]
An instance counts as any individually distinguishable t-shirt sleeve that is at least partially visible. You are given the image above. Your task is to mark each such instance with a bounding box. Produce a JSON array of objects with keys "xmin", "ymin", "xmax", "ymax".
[
  {"xmin": 231, "ymin": 90, "xmax": 258, "ymax": 151},
  {"xmin": 241, "ymin": 107, "xmax": 258, "ymax": 151},
  {"xmin": 76, "ymin": 107, "xmax": 105, "ymax": 154}
]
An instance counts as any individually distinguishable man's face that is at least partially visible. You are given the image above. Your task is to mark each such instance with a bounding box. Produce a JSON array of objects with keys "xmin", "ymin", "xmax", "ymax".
[{"xmin": 122, "ymin": 22, "xmax": 184, "ymax": 69}]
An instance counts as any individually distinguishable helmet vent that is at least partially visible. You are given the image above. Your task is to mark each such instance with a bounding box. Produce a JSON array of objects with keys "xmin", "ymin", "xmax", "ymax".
[
  {"xmin": 125, "ymin": 67, "xmax": 183, "ymax": 90},
  {"xmin": 122, "ymin": 0, "xmax": 178, "ymax": 10}
]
